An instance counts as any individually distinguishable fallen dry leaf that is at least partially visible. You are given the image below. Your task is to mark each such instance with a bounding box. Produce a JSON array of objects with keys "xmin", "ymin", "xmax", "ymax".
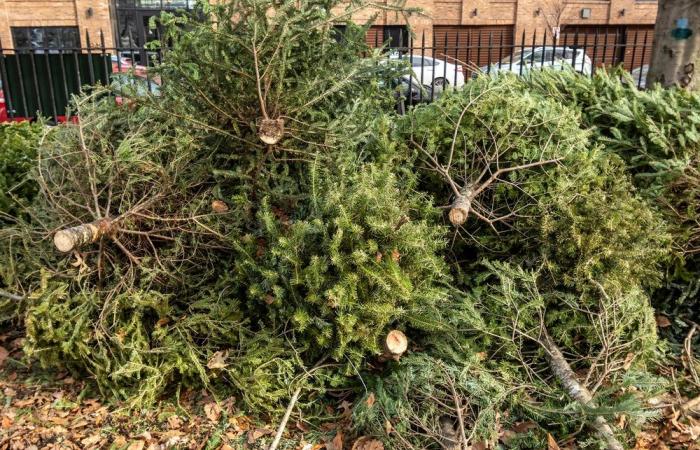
[
  {"xmin": 212, "ymin": 200, "xmax": 229, "ymax": 213},
  {"xmin": 81, "ymin": 434, "xmax": 102, "ymax": 446},
  {"xmin": 296, "ymin": 420, "xmax": 310, "ymax": 432},
  {"xmin": 0, "ymin": 346, "xmax": 8, "ymax": 367},
  {"xmin": 328, "ymin": 431, "xmax": 343, "ymax": 450},
  {"xmin": 167, "ymin": 414, "xmax": 183, "ymax": 429},
  {"xmin": 547, "ymin": 433, "xmax": 561, "ymax": 450},
  {"xmin": 656, "ymin": 315, "xmax": 672, "ymax": 327},
  {"xmin": 207, "ymin": 351, "xmax": 228, "ymax": 370},
  {"xmin": 247, "ymin": 428, "xmax": 272, "ymax": 444},
  {"xmin": 2, "ymin": 415, "xmax": 13, "ymax": 428},
  {"xmin": 127, "ymin": 441, "xmax": 145, "ymax": 450},
  {"xmin": 338, "ymin": 400, "xmax": 352, "ymax": 418},
  {"xmin": 511, "ymin": 421, "xmax": 537, "ymax": 433},
  {"xmin": 366, "ymin": 392, "xmax": 375, "ymax": 408},
  {"xmin": 204, "ymin": 402, "xmax": 222, "ymax": 423},
  {"xmin": 351, "ymin": 436, "xmax": 384, "ymax": 450}
]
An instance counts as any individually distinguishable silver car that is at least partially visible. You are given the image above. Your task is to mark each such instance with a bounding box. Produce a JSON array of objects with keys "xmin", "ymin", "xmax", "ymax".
[
  {"xmin": 390, "ymin": 53, "xmax": 465, "ymax": 88},
  {"xmin": 480, "ymin": 46, "xmax": 593, "ymax": 76}
]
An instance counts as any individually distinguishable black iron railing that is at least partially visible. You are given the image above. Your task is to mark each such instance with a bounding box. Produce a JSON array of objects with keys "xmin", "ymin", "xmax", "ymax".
[{"xmin": 0, "ymin": 27, "xmax": 653, "ymax": 122}]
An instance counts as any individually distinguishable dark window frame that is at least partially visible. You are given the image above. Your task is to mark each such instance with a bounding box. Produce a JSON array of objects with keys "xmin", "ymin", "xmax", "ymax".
[
  {"xmin": 383, "ymin": 25, "xmax": 409, "ymax": 49},
  {"xmin": 11, "ymin": 26, "xmax": 81, "ymax": 52}
]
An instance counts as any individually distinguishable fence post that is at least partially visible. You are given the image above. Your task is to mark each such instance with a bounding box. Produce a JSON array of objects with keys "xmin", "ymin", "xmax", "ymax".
[
  {"xmin": 100, "ymin": 30, "xmax": 110, "ymax": 89},
  {"xmin": 638, "ymin": 30, "xmax": 650, "ymax": 89},
  {"xmin": 27, "ymin": 49, "xmax": 43, "ymax": 117},
  {"xmin": 419, "ymin": 30, "xmax": 425, "ymax": 102},
  {"xmin": 591, "ymin": 28, "xmax": 599, "ymax": 74},
  {"xmin": 0, "ymin": 37, "xmax": 16, "ymax": 119},
  {"xmin": 42, "ymin": 35, "xmax": 59, "ymax": 120},
  {"xmin": 86, "ymin": 30, "xmax": 96, "ymax": 85}
]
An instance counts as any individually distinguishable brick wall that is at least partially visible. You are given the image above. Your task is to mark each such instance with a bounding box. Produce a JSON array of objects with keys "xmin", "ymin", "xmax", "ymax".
[
  {"xmin": 0, "ymin": 0, "xmax": 113, "ymax": 49},
  {"xmin": 0, "ymin": 0, "xmax": 658, "ymax": 51}
]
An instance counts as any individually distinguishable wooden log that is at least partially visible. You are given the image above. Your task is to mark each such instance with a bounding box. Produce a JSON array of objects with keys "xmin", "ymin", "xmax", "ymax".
[
  {"xmin": 448, "ymin": 194, "xmax": 471, "ymax": 226},
  {"xmin": 382, "ymin": 330, "xmax": 408, "ymax": 360},
  {"xmin": 53, "ymin": 218, "xmax": 114, "ymax": 253}
]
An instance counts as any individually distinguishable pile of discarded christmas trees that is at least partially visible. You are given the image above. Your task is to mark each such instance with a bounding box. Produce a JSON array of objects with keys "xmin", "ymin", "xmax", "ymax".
[{"xmin": 1, "ymin": 0, "xmax": 699, "ymax": 448}]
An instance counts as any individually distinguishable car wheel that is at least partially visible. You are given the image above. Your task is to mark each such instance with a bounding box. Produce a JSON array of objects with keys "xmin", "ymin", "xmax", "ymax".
[{"xmin": 432, "ymin": 77, "xmax": 448, "ymax": 88}]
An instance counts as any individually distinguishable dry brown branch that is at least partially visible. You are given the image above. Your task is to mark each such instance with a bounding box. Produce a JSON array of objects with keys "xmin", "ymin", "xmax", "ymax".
[
  {"xmin": 539, "ymin": 327, "xmax": 624, "ymax": 450},
  {"xmin": 0, "ymin": 289, "xmax": 24, "ymax": 301},
  {"xmin": 268, "ymin": 385, "xmax": 302, "ymax": 450}
]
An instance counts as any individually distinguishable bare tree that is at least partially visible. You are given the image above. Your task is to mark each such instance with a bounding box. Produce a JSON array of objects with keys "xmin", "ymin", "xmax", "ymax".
[
  {"xmin": 539, "ymin": 0, "xmax": 567, "ymax": 38},
  {"xmin": 648, "ymin": 0, "xmax": 700, "ymax": 90}
]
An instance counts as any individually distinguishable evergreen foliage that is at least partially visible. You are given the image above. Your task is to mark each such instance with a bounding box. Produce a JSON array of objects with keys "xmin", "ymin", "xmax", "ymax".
[
  {"xmin": 235, "ymin": 162, "xmax": 449, "ymax": 364},
  {"xmin": 152, "ymin": 0, "xmax": 405, "ymax": 223},
  {"xmin": 24, "ymin": 273, "xmax": 299, "ymax": 409},
  {"xmin": 2, "ymin": 2, "xmax": 695, "ymax": 447},
  {"xmin": 0, "ymin": 122, "xmax": 43, "ymax": 219},
  {"xmin": 350, "ymin": 74, "xmax": 670, "ymax": 448},
  {"xmin": 518, "ymin": 67, "xmax": 700, "ymax": 338}
]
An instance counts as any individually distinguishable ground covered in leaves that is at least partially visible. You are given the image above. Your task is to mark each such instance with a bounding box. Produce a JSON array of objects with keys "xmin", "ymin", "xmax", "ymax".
[{"xmin": 1, "ymin": 330, "xmax": 699, "ymax": 450}]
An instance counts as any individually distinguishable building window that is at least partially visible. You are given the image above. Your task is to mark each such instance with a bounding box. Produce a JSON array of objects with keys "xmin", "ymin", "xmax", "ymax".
[
  {"xmin": 12, "ymin": 27, "xmax": 80, "ymax": 52},
  {"xmin": 366, "ymin": 25, "xmax": 409, "ymax": 50},
  {"xmin": 383, "ymin": 26, "xmax": 409, "ymax": 48}
]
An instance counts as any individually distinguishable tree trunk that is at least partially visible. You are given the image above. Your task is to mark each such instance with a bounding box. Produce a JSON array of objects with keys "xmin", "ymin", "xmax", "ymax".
[
  {"xmin": 449, "ymin": 192, "xmax": 472, "ymax": 226},
  {"xmin": 540, "ymin": 328, "xmax": 624, "ymax": 450},
  {"xmin": 53, "ymin": 218, "xmax": 114, "ymax": 253},
  {"xmin": 648, "ymin": 0, "xmax": 700, "ymax": 90},
  {"xmin": 382, "ymin": 330, "xmax": 408, "ymax": 360}
]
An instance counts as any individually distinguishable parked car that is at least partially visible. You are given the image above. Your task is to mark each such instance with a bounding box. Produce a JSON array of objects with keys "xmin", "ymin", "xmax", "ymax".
[
  {"xmin": 630, "ymin": 65, "xmax": 648, "ymax": 89},
  {"xmin": 390, "ymin": 53, "xmax": 465, "ymax": 89},
  {"xmin": 479, "ymin": 46, "xmax": 593, "ymax": 76},
  {"xmin": 393, "ymin": 75, "xmax": 436, "ymax": 114}
]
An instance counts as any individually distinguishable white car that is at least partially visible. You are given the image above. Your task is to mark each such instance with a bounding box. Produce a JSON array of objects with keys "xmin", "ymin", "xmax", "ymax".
[
  {"xmin": 630, "ymin": 65, "xmax": 648, "ymax": 89},
  {"xmin": 390, "ymin": 53, "xmax": 465, "ymax": 89},
  {"xmin": 479, "ymin": 46, "xmax": 593, "ymax": 76}
]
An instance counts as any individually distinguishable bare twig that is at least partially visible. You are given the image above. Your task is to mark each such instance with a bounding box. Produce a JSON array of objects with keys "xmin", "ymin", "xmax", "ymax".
[
  {"xmin": 0, "ymin": 289, "xmax": 24, "ymax": 302},
  {"xmin": 268, "ymin": 385, "xmax": 302, "ymax": 450},
  {"xmin": 540, "ymin": 327, "xmax": 624, "ymax": 450}
]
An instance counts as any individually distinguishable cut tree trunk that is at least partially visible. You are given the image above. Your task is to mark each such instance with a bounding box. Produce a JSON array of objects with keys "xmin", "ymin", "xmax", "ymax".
[
  {"xmin": 258, "ymin": 118, "xmax": 285, "ymax": 145},
  {"xmin": 53, "ymin": 218, "xmax": 115, "ymax": 253},
  {"xmin": 647, "ymin": 0, "xmax": 700, "ymax": 90},
  {"xmin": 382, "ymin": 330, "xmax": 408, "ymax": 360},
  {"xmin": 449, "ymin": 192, "xmax": 472, "ymax": 226},
  {"xmin": 541, "ymin": 328, "xmax": 624, "ymax": 450}
]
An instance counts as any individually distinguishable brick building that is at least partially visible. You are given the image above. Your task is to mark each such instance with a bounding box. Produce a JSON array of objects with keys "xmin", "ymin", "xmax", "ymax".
[{"xmin": 0, "ymin": 0, "xmax": 657, "ymax": 69}]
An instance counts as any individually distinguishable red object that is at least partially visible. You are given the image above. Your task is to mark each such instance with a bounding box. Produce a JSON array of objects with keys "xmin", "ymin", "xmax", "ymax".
[
  {"xmin": 0, "ymin": 88, "xmax": 29, "ymax": 123},
  {"xmin": 0, "ymin": 55, "xmax": 157, "ymax": 123}
]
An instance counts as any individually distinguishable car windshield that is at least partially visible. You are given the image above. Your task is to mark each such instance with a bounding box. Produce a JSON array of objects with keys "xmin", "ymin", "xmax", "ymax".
[
  {"xmin": 410, "ymin": 56, "xmax": 439, "ymax": 67},
  {"xmin": 501, "ymin": 49, "xmax": 530, "ymax": 64},
  {"xmin": 501, "ymin": 47, "xmax": 576, "ymax": 64}
]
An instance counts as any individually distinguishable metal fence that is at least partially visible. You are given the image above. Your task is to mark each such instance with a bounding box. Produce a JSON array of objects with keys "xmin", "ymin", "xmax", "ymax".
[
  {"xmin": 0, "ymin": 27, "xmax": 653, "ymax": 122},
  {"xmin": 0, "ymin": 30, "xmax": 162, "ymax": 122}
]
